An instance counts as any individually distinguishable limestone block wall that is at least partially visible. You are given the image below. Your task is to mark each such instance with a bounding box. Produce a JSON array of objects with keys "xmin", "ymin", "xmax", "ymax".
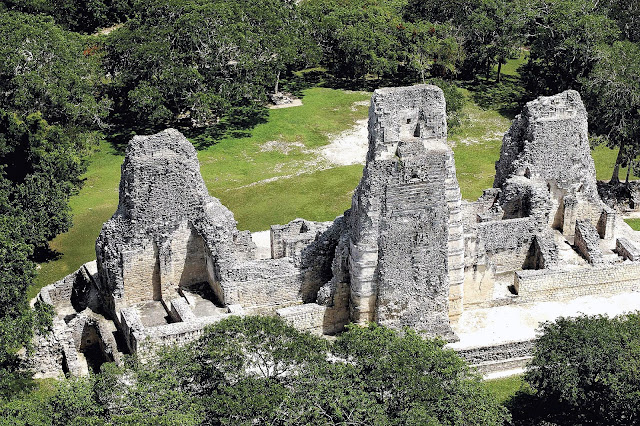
[
  {"xmin": 562, "ymin": 195, "xmax": 609, "ymax": 238},
  {"xmin": 347, "ymin": 85, "xmax": 462, "ymax": 338},
  {"xmin": 160, "ymin": 222, "xmax": 210, "ymax": 293},
  {"xmin": 462, "ymin": 263, "xmax": 496, "ymax": 307},
  {"xmin": 515, "ymin": 263, "xmax": 640, "ymax": 302},
  {"xmin": 494, "ymin": 91, "xmax": 596, "ymax": 198},
  {"xmin": 140, "ymin": 316, "xmax": 222, "ymax": 350},
  {"xmin": 616, "ymin": 238, "xmax": 640, "ymax": 261},
  {"xmin": 454, "ymin": 339, "xmax": 534, "ymax": 365},
  {"xmin": 218, "ymin": 258, "xmax": 305, "ymax": 310},
  {"xmin": 574, "ymin": 220, "xmax": 604, "ymax": 264},
  {"xmin": 523, "ymin": 233, "xmax": 558, "ymax": 270},
  {"xmin": 271, "ymin": 219, "xmax": 332, "ymax": 260},
  {"xmin": 475, "ymin": 217, "xmax": 536, "ymax": 272},
  {"xmin": 453, "ymin": 340, "xmax": 535, "ymax": 374},
  {"xmin": 278, "ymin": 278, "xmax": 350, "ymax": 335},
  {"xmin": 30, "ymin": 317, "xmax": 83, "ymax": 378},
  {"xmin": 121, "ymin": 242, "xmax": 160, "ymax": 304},
  {"xmin": 38, "ymin": 262, "xmax": 97, "ymax": 308}
]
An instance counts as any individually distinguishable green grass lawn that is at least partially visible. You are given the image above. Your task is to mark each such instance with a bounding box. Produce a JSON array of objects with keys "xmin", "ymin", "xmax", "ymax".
[
  {"xmin": 625, "ymin": 219, "xmax": 640, "ymax": 231},
  {"xmin": 450, "ymin": 89, "xmax": 512, "ymax": 200},
  {"xmin": 484, "ymin": 375, "xmax": 526, "ymax": 404}
]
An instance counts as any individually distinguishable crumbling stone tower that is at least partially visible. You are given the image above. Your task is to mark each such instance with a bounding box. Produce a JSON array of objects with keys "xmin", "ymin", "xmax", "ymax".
[
  {"xmin": 95, "ymin": 129, "xmax": 255, "ymax": 317},
  {"xmin": 347, "ymin": 85, "xmax": 463, "ymax": 338},
  {"xmin": 493, "ymin": 90, "xmax": 613, "ymax": 238}
]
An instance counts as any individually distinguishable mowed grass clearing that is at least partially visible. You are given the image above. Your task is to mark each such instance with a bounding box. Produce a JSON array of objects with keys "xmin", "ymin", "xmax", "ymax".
[{"xmin": 484, "ymin": 375, "xmax": 527, "ymax": 404}]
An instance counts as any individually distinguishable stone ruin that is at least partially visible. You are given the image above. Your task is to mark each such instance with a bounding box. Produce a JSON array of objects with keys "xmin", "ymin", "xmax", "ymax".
[{"xmin": 32, "ymin": 86, "xmax": 640, "ymax": 377}]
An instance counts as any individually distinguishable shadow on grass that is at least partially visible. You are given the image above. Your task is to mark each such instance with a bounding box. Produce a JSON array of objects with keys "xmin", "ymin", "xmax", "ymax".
[
  {"xmin": 105, "ymin": 73, "xmax": 321, "ymax": 152},
  {"xmin": 32, "ymin": 246, "xmax": 62, "ymax": 264},
  {"xmin": 321, "ymin": 71, "xmax": 417, "ymax": 92},
  {"xmin": 461, "ymin": 75, "xmax": 528, "ymax": 120},
  {"xmin": 104, "ymin": 105, "xmax": 270, "ymax": 153}
]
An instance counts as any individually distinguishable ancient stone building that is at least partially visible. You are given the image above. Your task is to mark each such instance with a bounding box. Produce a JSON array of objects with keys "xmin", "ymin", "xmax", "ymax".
[
  {"xmin": 343, "ymin": 86, "xmax": 462, "ymax": 337},
  {"xmin": 33, "ymin": 86, "xmax": 640, "ymax": 378}
]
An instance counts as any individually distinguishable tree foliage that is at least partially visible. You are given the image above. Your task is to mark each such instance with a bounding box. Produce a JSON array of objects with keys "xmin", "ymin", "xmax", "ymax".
[
  {"xmin": 583, "ymin": 41, "xmax": 640, "ymax": 183},
  {"xmin": 0, "ymin": 12, "xmax": 110, "ymax": 129},
  {"xmin": 520, "ymin": 0, "xmax": 620, "ymax": 94},
  {"xmin": 105, "ymin": 0, "xmax": 318, "ymax": 130},
  {"xmin": 2, "ymin": 317, "xmax": 508, "ymax": 425},
  {"xmin": 0, "ymin": 0, "xmax": 135, "ymax": 33},
  {"xmin": 510, "ymin": 313, "xmax": 640, "ymax": 425}
]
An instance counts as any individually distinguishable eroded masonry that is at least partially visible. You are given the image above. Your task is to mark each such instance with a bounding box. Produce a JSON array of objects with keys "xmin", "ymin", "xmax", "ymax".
[{"xmin": 33, "ymin": 86, "xmax": 640, "ymax": 377}]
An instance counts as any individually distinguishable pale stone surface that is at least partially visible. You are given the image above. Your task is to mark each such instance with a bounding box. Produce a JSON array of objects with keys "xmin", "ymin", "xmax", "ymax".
[
  {"xmin": 33, "ymin": 87, "xmax": 640, "ymax": 378},
  {"xmin": 346, "ymin": 85, "xmax": 462, "ymax": 339}
]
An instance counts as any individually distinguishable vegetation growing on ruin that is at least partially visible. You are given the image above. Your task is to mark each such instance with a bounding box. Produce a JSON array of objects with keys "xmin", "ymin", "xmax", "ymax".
[{"xmin": 0, "ymin": 316, "xmax": 509, "ymax": 425}]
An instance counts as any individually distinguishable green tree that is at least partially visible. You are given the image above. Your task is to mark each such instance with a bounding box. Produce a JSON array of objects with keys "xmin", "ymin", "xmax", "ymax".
[
  {"xmin": 0, "ymin": 211, "xmax": 52, "ymax": 397},
  {"xmin": 106, "ymin": 0, "xmax": 317, "ymax": 130},
  {"xmin": 332, "ymin": 324, "xmax": 508, "ymax": 425},
  {"xmin": 0, "ymin": 111, "xmax": 89, "ymax": 251},
  {"xmin": 401, "ymin": 21, "xmax": 463, "ymax": 82},
  {"xmin": 520, "ymin": 0, "xmax": 620, "ymax": 95},
  {"xmin": 602, "ymin": 0, "xmax": 640, "ymax": 42},
  {"xmin": 510, "ymin": 313, "xmax": 640, "ymax": 425},
  {"xmin": 402, "ymin": 0, "xmax": 525, "ymax": 82},
  {"xmin": 0, "ymin": 12, "xmax": 110, "ymax": 129},
  {"xmin": 0, "ymin": 0, "xmax": 135, "ymax": 33},
  {"xmin": 583, "ymin": 41, "xmax": 640, "ymax": 184},
  {"xmin": 301, "ymin": 0, "xmax": 408, "ymax": 82}
]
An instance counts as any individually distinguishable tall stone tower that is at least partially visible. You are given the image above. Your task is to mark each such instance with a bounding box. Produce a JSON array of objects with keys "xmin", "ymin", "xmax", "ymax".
[{"xmin": 347, "ymin": 85, "xmax": 463, "ymax": 338}]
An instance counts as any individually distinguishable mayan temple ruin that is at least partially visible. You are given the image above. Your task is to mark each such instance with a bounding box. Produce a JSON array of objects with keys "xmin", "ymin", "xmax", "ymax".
[{"xmin": 32, "ymin": 85, "xmax": 640, "ymax": 377}]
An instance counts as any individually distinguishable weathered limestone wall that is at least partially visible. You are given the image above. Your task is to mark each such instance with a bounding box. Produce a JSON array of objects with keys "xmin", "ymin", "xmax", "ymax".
[
  {"xmin": 271, "ymin": 219, "xmax": 332, "ymax": 260},
  {"xmin": 277, "ymin": 281, "xmax": 350, "ymax": 335},
  {"xmin": 515, "ymin": 263, "xmax": 640, "ymax": 301},
  {"xmin": 454, "ymin": 340, "xmax": 534, "ymax": 375},
  {"xmin": 38, "ymin": 261, "xmax": 98, "ymax": 310},
  {"xmin": 121, "ymin": 243, "xmax": 160, "ymax": 304},
  {"xmin": 347, "ymin": 85, "xmax": 462, "ymax": 338},
  {"xmin": 96, "ymin": 129, "xmax": 250, "ymax": 313},
  {"xmin": 574, "ymin": 220, "xmax": 604, "ymax": 264},
  {"xmin": 161, "ymin": 222, "xmax": 210, "ymax": 291},
  {"xmin": 494, "ymin": 90, "xmax": 596, "ymax": 196},
  {"xmin": 217, "ymin": 258, "xmax": 302, "ymax": 309},
  {"xmin": 475, "ymin": 217, "xmax": 536, "ymax": 271},
  {"xmin": 616, "ymin": 238, "xmax": 640, "ymax": 261}
]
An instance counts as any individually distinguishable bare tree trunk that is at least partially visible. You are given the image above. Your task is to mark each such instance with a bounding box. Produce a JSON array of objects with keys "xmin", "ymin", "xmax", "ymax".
[
  {"xmin": 611, "ymin": 140, "xmax": 626, "ymax": 185},
  {"xmin": 274, "ymin": 70, "xmax": 280, "ymax": 94},
  {"xmin": 626, "ymin": 162, "xmax": 632, "ymax": 185}
]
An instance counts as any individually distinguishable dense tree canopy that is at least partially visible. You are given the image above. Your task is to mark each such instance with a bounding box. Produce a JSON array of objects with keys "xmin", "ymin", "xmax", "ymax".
[
  {"xmin": 520, "ymin": 0, "xmax": 620, "ymax": 94},
  {"xmin": 510, "ymin": 313, "xmax": 640, "ymax": 425},
  {"xmin": 584, "ymin": 41, "xmax": 640, "ymax": 183},
  {"xmin": 105, "ymin": 0, "xmax": 318, "ymax": 130},
  {"xmin": 0, "ymin": 11, "xmax": 100, "ymax": 386},
  {"xmin": 0, "ymin": 0, "xmax": 134, "ymax": 33},
  {"xmin": 0, "ymin": 12, "xmax": 110, "ymax": 129},
  {"xmin": 1, "ymin": 317, "xmax": 508, "ymax": 425}
]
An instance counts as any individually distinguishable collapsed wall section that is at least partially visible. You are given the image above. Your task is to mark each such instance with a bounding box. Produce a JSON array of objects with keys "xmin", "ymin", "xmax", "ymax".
[{"xmin": 492, "ymin": 90, "xmax": 613, "ymax": 238}]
